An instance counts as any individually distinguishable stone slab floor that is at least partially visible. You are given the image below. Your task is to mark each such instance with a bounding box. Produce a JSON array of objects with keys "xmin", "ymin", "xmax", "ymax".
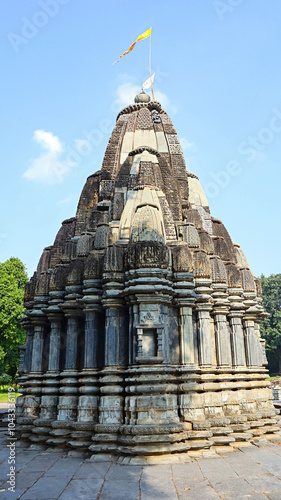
[{"xmin": 1, "ymin": 432, "xmax": 281, "ymax": 499}]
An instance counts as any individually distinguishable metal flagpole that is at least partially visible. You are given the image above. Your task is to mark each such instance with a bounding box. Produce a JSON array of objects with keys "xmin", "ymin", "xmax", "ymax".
[{"xmin": 149, "ymin": 33, "xmax": 155, "ymax": 100}]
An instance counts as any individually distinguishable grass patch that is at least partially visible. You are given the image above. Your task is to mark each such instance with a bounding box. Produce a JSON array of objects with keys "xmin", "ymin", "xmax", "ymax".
[{"xmin": 0, "ymin": 392, "xmax": 22, "ymax": 403}]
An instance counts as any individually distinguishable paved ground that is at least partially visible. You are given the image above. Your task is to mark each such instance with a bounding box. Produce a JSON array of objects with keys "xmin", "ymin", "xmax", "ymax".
[{"xmin": 1, "ymin": 431, "xmax": 281, "ymax": 499}]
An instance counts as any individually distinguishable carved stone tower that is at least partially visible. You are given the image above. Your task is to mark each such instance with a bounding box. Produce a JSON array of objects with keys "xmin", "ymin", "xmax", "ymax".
[{"xmin": 16, "ymin": 91, "xmax": 279, "ymax": 457}]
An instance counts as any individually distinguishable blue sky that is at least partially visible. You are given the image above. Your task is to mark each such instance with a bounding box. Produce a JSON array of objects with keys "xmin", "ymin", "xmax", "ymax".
[{"xmin": 1, "ymin": 0, "xmax": 280, "ymax": 278}]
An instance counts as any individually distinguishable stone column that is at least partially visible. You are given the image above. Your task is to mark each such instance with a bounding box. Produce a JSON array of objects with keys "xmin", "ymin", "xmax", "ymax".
[
  {"xmin": 49, "ymin": 278, "xmax": 83, "ymax": 450},
  {"xmin": 104, "ymin": 305, "xmax": 121, "ymax": 367},
  {"xmin": 31, "ymin": 324, "xmax": 45, "ymax": 373},
  {"xmin": 214, "ymin": 315, "xmax": 232, "ymax": 366},
  {"xmin": 72, "ymin": 275, "xmax": 103, "ymax": 455},
  {"xmin": 48, "ymin": 316, "xmax": 62, "ymax": 372},
  {"xmin": 101, "ymin": 299, "xmax": 124, "ymax": 422},
  {"xmin": 173, "ymin": 271, "xmax": 196, "ymax": 367},
  {"xmin": 227, "ymin": 286, "xmax": 246, "ymax": 367},
  {"xmin": 26, "ymin": 312, "xmax": 48, "ymax": 449},
  {"xmin": 84, "ymin": 310, "xmax": 99, "ymax": 369},
  {"xmin": 64, "ymin": 315, "xmax": 79, "ymax": 370},
  {"xmin": 16, "ymin": 319, "xmax": 34, "ymax": 431},
  {"xmin": 179, "ymin": 306, "xmax": 194, "ymax": 365},
  {"xmin": 40, "ymin": 310, "xmax": 64, "ymax": 420},
  {"xmin": 212, "ymin": 283, "xmax": 232, "ymax": 367},
  {"xmin": 197, "ymin": 309, "xmax": 213, "ymax": 366},
  {"xmin": 243, "ymin": 288, "xmax": 262, "ymax": 368},
  {"xmin": 32, "ymin": 309, "xmax": 64, "ymax": 449},
  {"xmin": 195, "ymin": 278, "xmax": 213, "ymax": 367},
  {"xmin": 229, "ymin": 316, "xmax": 246, "ymax": 367},
  {"xmin": 25, "ymin": 327, "xmax": 34, "ymax": 374},
  {"xmin": 244, "ymin": 316, "xmax": 261, "ymax": 367}
]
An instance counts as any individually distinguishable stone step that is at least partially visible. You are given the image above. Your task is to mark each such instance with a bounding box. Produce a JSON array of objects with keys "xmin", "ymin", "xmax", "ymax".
[
  {"xmin": 186, "ymin": 430, "xmax": 213, "ymax": 439},
  {"xmin": 261, "ymin": 418, "xmax": 278, "ymax": 426},
  {"xmin": 209, "ymin": 436, "xmax": 235, "ymax": 445},
  {"xmin": 31, "ymin": 426, "xmax": 51, "ymax": 434},
  {"xmin": 188, "ymin": 439, "xmax": 213, "ymax": 449},
  {"xmin": 29, "ymin": 435, "xmax": 49, "ymax": 443},
  {"xmin": 50, "ymin": 429, "xmax": 71, "ymax": 436},
  {"xmin": 117, "ymin": 441, "xmax": 191, "ymax": 455},
  {"xmin": 46, "ymin": 437, "xmax": 68, "ymax": 446},
  {"xmin": 248, "ymin": 420, "xmax": 264, "ymax": 428},
  {"xmin": 244, "ymin": 413, "xmax": 262, "ymax": 421},
  {"xmin": 210, "ymin": 427, "xmax": 233, "ymax": 436},
  {"xmin": 231, "ymin": 432, "xmax": 253, "ymax": 441},
  {"xmin": 68, "ymin": 440, "xmax": 92, "ymax": 448},
  {"xmin": 230, "ymin": 441, "xmax": 255, "ymax": 449},
  {"xmin": 230, "ymin": 424, "xmax": 251, "ymax": 432},
  {"xmin": 262, "ymin": 425, "xmax": 280, "ymax": 433},
  {"xmin": 118, "ymin": 432, "xmax": 188, "ymax": 445},
  {"xmin": 89, "ymin": 444, "xmax": 117, "ymax": 453},
  {"xmin": 250, "ymin": 428, "xmax": 266, "ymax": 436},
  {"xmin": 71, "ymin": 431, "xmax": 92, "ymax": 438}
]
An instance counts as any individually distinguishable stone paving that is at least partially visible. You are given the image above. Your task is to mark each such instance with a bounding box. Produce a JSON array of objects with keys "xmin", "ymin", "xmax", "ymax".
[{"xmin": 1, "ymin": 430, "xmax": 281, "ymax": 499}]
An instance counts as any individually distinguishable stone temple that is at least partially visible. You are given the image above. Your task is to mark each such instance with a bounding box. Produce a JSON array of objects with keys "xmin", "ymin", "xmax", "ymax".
[{"xmin": 16, "ymin": 91, "xmax": 279, "ymax": 457}]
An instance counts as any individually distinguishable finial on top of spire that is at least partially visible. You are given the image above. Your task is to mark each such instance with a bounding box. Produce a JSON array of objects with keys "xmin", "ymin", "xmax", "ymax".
[{"xmin": 134, "ymin": 90, "xmax": 151, "ymax": 104}]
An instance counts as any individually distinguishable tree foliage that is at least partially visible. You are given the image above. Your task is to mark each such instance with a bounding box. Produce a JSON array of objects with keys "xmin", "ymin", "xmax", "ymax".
[
  {"xmin": 260, "ymin": 273, "xmax": 281, "ymax": 374},
  {"xmin": 0, "ymin": 257, "xmax": 28, "ymax": 379}
]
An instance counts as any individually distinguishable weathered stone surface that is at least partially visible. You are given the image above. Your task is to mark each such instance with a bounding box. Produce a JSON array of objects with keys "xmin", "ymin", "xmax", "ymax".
[{"xmin": 17, "ymin": 90, "xmax": 277, "ymax": 458}]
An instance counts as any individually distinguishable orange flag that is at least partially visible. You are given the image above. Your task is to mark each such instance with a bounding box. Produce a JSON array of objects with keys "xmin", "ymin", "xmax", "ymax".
[{"xmin": 113, "ymin": 28, "xmax": 152, "ymax": 64}]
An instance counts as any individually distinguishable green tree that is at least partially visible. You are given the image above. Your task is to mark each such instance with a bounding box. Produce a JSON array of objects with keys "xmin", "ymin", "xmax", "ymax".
[
  {"xmin": 260, "ymin": 273, "xmax": 281, "ymax": 374},
  {"xmin": 0, "ymin": 257, "xmax": 28, "ymax": 379}
]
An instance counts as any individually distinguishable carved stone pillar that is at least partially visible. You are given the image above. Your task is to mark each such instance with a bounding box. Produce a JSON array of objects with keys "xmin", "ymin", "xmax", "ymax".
[
  {"xmin": 227, "ymin": 286, "xmax": 246, "ymax": 367},
  {"xmin": 195, "ymin": 278, "xmax": 213, "ymax": 367},
  {"xmin": 243, "ymin": 286, "xmax": 262, "ymax": 368},
  {"xmin": 212, "ymin": 283, "xmax": 232, "ymax": 367},
  {"xmin": 25, "ymin": 328, "xmax": 34, "ymax": 374},
  {"xmin": 15, "ymin": 318, "xmax": 34, "ymax": 447},
  {"xmin": 34, "ymin": 309, "xmax": 64, "ymax": 450},
  {"xmin": 71, "ymin": 276, "xmax": 102, "ymax": 456},
  {"xmin": 99, "ymin": 299, "xmax": 125, "ymax": 425},
  {"xmin": 173, "ymin": 271, "xmax": 196, "ymax": 366},
  {"xmin": 244, "ymin": 316, "xmax": 261, "ymax": 367},
  {"xmin": 49, "ymin": 276, "xmax": 83, "ymax": 450},
  {"xmin": 31, "ymin": 324, "xmax": 45, "ymax": 373},
  {"xmin": 26, "ymin": 311, "xmax": 48, "ymax": 449},
  {"xmin": 229, "ymin": 315, "xmax": 246, "ymax": 367}
]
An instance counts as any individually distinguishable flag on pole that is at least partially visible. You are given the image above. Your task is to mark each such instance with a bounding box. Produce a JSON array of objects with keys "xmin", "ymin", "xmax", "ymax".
[
  {"xmin": 113, "ymin": 28, "xmax": 152, "ymax": 64},
  {"xmin": 142, "ymin": 73, "xmax": 155, "ymax": 90}
]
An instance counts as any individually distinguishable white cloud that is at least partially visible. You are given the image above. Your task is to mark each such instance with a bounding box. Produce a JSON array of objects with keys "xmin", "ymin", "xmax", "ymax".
[
  {"xmin": 154, "ymin": 90, "xmax": 170, "ymax": 109},
  {"xmin": 23, "ymin": 130, "xmax": 72, "ymax": 184},
  {"xmin": 179, "ymin": 138, "xmax": 195, "ymax": 150},
  {"xmin": 33, "ymin": 129, "xmax": 63, "ymax": 153},
  {"xmin": 57, "ymin": 194, "xmax": 77, "ymax": 205},
  {"xmin": 113, "ymin": 82, "xmax": 140, "ymax": 110}
]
